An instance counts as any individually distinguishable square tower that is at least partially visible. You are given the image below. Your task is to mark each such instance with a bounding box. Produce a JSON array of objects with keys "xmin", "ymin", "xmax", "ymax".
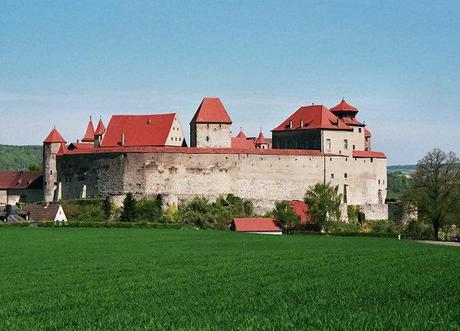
[{"xmin": 190, "ymin": 97, "xmax": 232, "ymax": 148}]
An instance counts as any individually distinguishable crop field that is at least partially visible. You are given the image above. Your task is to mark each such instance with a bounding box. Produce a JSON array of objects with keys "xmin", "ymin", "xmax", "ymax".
[{"xmin": 0, "ymin": 229, "xmax": 459, "ymax": 330}]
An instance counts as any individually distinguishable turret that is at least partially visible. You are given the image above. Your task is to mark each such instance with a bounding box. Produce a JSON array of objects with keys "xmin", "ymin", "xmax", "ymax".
[
  {"xmin": 43, "ymin": 127, "xmax": 66, "ymax": 202},
  {"xmin": 190, "ymin": 97, "xmax": 232, "ymax": 148},
  {"xmin": 94, "ymin": 118, "xmax": 106, "ymax": 147},
  {"xmin": 82, "ymin": 116, "xmax": 95, "ymax": 142},
  {"xmin": 255, "ymin": 129, "xmax": 269, "ymax": 149}
]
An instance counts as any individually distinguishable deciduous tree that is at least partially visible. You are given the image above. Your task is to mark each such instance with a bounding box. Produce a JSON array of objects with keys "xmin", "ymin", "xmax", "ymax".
[
  {"xmin": 304, "ymin": 183, "xmax": 342, "ymax": 227},
  {"xmin": 409, "ymin": 148, "xmax": 460, "ymax": 239}
]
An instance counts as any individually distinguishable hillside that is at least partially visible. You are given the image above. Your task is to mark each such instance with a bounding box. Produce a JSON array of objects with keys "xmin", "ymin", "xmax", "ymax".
[
  {"xmin": 387, "ymin": 164, "xmax": 416, "ymax": 174},
  {"xmin": 0, "ymin": 145, "xmax": 42, "ymax": 171}
]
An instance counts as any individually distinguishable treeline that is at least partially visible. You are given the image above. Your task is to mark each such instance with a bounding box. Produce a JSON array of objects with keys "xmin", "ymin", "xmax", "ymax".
[{"xmin": 0, "ymin": 145, "xmax": 42, "ymax": 171}]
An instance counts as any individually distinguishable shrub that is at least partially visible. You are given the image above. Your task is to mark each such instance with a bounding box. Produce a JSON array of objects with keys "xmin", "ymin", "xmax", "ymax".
[
  {"xmin": 136, "ymin": 198, "xmax": 162, "ymax": 222},
  {"xmin": 120, "ymin": 193, "xmax": 137, "ymax": 222},
  {"xmin": 272, "ymin": 201, "xmax": 300, "ymax": 229},
  {"xmin": 322, "ymin": 222, "xmax": 362, "ymax": 234},
  {"xmin": 61, "ymin": 199, "xmax": 106, "ymax": 222},
  {"xmin": 0, "ymin": 221, "xmax": 30, "ymax": 227},
  {"xmin": 363, "ymin": 220, "xmax": 401, "ymax": 235},
  {"xmin": 401, "ymin": 220, "xmax": 434, "ymax": 240}
]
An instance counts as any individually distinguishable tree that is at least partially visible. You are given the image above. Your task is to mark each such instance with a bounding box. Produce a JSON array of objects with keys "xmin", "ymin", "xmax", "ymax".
[
  {"xmin": 103, "ymin": 196, "xmax": 113, "ymax": 221},
  {"xmin": 408, "ymin": 148, "xmax": 460, "ymax": 239},
  {"xmin": 136, "ymin": 198, "xmax": 162, "ymax": 222},
  {"xmin": 304, "ymin": 183, "xmax": 342, "ymax": 227},
  {"xmin": 120, "ymin": 193, "xmax": 137, "ymax": 222},
  {"xmin": 273, "ymin": 201, "xmax": 300, "ymax": 230}
]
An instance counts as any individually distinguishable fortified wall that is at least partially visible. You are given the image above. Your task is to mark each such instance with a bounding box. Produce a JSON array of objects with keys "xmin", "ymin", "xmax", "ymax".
[{"xmin": 58, "ymin": 147, "xmax": 388, "ymax": 220}]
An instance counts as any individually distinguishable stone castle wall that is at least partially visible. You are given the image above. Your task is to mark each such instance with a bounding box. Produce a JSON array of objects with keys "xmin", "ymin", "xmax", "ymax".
[{"xmin": 57, "ymin": 150, "xmax": 388, "ymax": 220}]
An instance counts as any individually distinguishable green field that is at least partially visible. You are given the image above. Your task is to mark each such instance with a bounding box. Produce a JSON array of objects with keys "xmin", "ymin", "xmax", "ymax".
[{"xmin": 0, "ymin": 229, "xmax": 458, "ymax": 330}]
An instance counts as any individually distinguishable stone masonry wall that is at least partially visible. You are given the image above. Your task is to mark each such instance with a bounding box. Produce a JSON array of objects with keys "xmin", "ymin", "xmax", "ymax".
[{"xmin": 58, "ymin": 150, "xmax": 388, "ymax": 220}]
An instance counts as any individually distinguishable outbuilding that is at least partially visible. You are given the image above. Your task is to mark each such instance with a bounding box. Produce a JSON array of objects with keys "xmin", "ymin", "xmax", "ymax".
[{"xmin": 232, "ymin": 217, "xmax": 282, "ymax": 235}]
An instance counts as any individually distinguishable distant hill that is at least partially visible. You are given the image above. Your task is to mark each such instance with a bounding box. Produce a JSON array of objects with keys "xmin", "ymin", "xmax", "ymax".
[
  {"xmin": 0, "ymin": 145, "xmax": 42, "ymax": 171},
  {"xmin": 387, "ymin": 164, "xmax": 416, "ymax": 174}
]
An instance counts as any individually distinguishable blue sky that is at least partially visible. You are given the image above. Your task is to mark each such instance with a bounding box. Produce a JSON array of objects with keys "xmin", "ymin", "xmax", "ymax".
[{"xmin": 1, "ymin": 1, "xmax": 459, "ymax": 165}]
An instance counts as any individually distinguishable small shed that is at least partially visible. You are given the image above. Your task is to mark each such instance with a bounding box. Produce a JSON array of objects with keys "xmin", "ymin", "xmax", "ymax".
[
  {"xmin": 232, "ymin": 218, "xmax": 282, "ymax": 235},
  {"xmin": 26, "ymin": 204, "xmax": 68, "ymax": 223}
]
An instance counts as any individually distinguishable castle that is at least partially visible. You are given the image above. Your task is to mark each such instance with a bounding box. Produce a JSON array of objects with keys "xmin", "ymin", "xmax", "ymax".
[{"xmin": 42, "ymin": 97, "xmax": 388, "ymax": 220}]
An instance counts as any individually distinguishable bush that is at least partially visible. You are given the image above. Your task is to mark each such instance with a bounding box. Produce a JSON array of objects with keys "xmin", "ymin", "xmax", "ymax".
[
  {"xmin": 0, "ymin": 221, "xmax": 31, "ymax": 228},
  {"xmin": 36, "ymin": 221, "xmax": 183, "ymax": 229},
  {"xmin": 60, "ymin": 199, "xmax": 106, "ymax": 222},
  {"xmin": 401, "ymin": 220, "xmax": 434, "ymax": 240},
  {"xmin": 136, "ymin": 198, "xmax": 162, "ymax": 222},
  {"xmin": 363, "ymin": 220, "xmax": 401, "ymax": 235},
  {"xmin": 322, "ymin": 222, "xmax": 362, "ymax": 234}
]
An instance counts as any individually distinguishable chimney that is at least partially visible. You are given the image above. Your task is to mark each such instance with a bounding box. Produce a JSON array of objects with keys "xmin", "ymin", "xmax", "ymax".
[{"xmin": 120, "ymin": 133, "xmax": 125, "ymax": 146}]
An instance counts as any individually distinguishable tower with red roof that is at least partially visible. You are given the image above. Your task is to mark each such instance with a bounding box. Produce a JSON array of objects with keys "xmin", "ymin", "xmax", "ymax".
[
  {"xmin": 82, "ymin": 117, "xmax": 95, "ymax": 143},
  {"xmin": 190, "ymin": 97, "xmax": 232, "ymax": 148},
  {"xmin": 94, "ymin": 118, "xmax": 106, "ymax": 147},
  {"xmin": 255, "ymin": 130, "xmax": 269, "ymax": 149},
  {"xmin": 43, "ymin": 127, "xmax": 66, "ymax": 202}
]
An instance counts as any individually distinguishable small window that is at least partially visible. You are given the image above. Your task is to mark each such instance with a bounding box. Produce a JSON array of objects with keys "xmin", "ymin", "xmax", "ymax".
[
  {"xmin": 331, "ymin": 174, "xmax": 335, "ymax": 179},
  {"xmin": 344, "ymin": 139, "xmax": 348, "ymax": 150},
  {"xmin": 344, "ymin": 173, "xmax": 348, "ymax": 178},
  {"xmin": 326, "ymin": 139, "xmax": 331, "ymax": 150},
  {"xmin": 206, "ymin": 136, "xmax": 210, "ymax": 142},
  {"xmin": 207, "ymin": 124, "xmax": 210, "ymax": 128},
  {"xmin": 358, "ymin": 128, "xmax": 362, "ymax": 133},
  {"xmin": 378, "ymin": 180, "xmax": 381, "ymax": 185},
  {"xmin": 353, "ymin": 145, "xmax": 356, "ymax": 150}
]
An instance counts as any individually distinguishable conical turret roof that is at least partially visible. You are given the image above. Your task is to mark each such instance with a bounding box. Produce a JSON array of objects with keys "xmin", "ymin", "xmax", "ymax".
[
  {"xmin": 82, "ymin": 116, "xmax": 95, "ymax": 142},
  {"xmin": 255, "ymin": 130, "xmax": 267, "ymax": 145},
  {"xmin": 44, "ymin": 127, "xmax": 66, "ymax": 143},
  {"xmin": 95, "ymin": 118, "xmax": 106, "ymax": 136}
]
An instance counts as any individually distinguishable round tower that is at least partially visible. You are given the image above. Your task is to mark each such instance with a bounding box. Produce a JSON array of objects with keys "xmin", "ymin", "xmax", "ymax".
[{"xmin": 43, "ymin": 127, "xmax": 66, "ymax": 202}]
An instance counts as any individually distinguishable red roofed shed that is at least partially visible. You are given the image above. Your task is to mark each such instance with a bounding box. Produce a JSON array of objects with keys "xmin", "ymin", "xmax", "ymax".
[{"xmin": 232, "ymin": 218, "xmax": 282, "ymax": 234}]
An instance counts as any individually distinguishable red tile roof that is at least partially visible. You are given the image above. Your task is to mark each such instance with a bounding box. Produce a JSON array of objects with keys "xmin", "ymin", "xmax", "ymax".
[
  {"xmin": 365, "ymin": 128, "xmax": 372, "ymax": 138},
  {"xmin": 94, "ymin": 119, "xmax": 106, "ymax": 136},
  {"xmin": 100, "ymin": 114, "xmax": 176, "ymax": 147},
  {"xmin": 68, "ymin": 142, "xmax": 95, "ymax": 151},
  {"xmin": 341, "ymin": 116, "xmax": 364, "ymax": 126},
  {"xmin": 235, "ymin": 129, "xmax": 247, "ymax": 139},
  {"xmin": 255, "ymin": 131, "xmax": 268, "ymax": 145},
  {"xmin": 82, "ymin": 117, "xmax": 95, "ymax": 142},
  {"xmin": 231, "ymin": 137, "xmax": 256, "ymax": 149},
  {"xmin": 233, "ymin": 218, "xmax": 281, "ymax": 232},
  {"xmin": 26, "ymin": 204, "xmax": 60, "ymax": 222},
  {"xmin": 352, "ymin": 150, "xmax": 386, "ymax": 159},
  {"xmin": 287, "ymin": 200, "xmax": 311, "ymax": 223},
  {"xmin": 272, "ymin": 105, "xmax": 352, "ymax": 132},
  {"xmin": 191, "ymin": 98, "xmax": 232, "ymax": 124},
  {"xmin": 330, "ymin": 98, "xmax": 358, "ymax": 114},
  {"xmin": 57, "ymin": 143, "xmax": 68, "ymax": 156},
  {"xmin": 0, "ymin": 171, "xmax": 43, "ymax": 190},
  {"xmin": 61, "ymin": 145, "xmax": 339, "ymax": 157},
  {"xmin": 44, "ymin": 128, "xmax": 66, "ymax": 143}
]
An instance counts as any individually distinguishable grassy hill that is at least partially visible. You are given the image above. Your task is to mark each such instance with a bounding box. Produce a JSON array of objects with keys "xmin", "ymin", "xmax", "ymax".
[
  {"xmin": 0, "ymin": 229, "xmax": 458, "ymax": 329},
  {"xmin": 387, "ymin": 164, "xmax": 416, "ymax": 174},
  {"xmin": 0, "ymin": 145, "xmax": 42, "ymax": 170}
]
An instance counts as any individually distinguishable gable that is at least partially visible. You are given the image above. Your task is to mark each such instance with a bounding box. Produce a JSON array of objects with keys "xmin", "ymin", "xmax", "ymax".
[{"xmin": 101, "ymin": 114, "xmax": 177, "ymax": 147}]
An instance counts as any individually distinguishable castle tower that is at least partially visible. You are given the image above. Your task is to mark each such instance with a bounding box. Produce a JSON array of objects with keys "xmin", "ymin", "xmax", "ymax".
[
  {"xmin": 82, "ymin": 116, "xmax": 95, "ymax": 142},
  {"xmin": 94, "ymin": 118, "xmax": 106, "ymax": 147},
  {"xmin": 43, "ymin": 127, "xmax": 66, "ymax": 202},
  {"xmin": 255, "ymin": 129, "xmax": 269, "ymax": 149},
  {"xmin": 190, "ymin": 97, "xmax": 232, "ymax": 148}
]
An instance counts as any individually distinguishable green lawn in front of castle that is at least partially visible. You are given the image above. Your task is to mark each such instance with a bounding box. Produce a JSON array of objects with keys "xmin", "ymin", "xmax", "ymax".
[{"xmin": 0, "ymin": 228, "xmax": 458, "ymax": 330}]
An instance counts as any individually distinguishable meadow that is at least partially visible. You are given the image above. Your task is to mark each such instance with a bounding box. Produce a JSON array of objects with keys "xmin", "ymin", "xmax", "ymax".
[{"xmin": 0, "ymin": 229, "xmax": 458, "ymax": 330}]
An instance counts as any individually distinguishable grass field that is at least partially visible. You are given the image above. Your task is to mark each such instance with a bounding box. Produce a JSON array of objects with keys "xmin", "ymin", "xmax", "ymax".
[{"xmin": 0, "ymin": 229, "xmax": 459, "ymax": 330}]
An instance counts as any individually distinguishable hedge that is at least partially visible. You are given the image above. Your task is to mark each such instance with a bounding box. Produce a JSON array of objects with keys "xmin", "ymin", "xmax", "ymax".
[
  {"xmin": 0, "ymin": 221, "xmax": 31, "ymax": 228},
  {"xmin": 37, "ymin": 221, "xmax": 183, "ymax": 229}
]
